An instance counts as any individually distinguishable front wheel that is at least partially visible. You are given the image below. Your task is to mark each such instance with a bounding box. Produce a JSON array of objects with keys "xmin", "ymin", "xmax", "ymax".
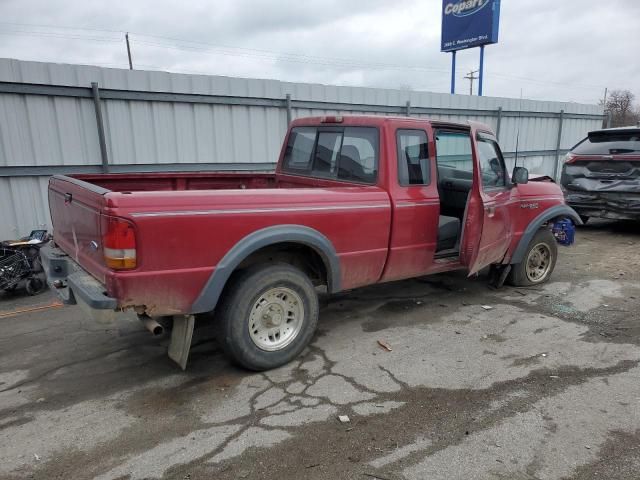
[
  {"xmin": 217, "ymin": 263, "xmax": 319, "ymax": 371},
  {"xmin": 507, "ymin": 228, "xmax": 558, "ymax": 286}
]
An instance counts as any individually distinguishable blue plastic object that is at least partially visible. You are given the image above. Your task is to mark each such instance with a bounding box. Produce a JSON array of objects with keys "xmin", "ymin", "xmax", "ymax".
[{"xmin": 552, "ymin": 219, "xmax": 575, "ymax": 246}]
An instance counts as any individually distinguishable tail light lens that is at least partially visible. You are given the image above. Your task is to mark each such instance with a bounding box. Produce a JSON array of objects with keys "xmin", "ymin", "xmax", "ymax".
[{"xmin": 102, "ymin": 217, "xmax": 137, "ymax": 270}]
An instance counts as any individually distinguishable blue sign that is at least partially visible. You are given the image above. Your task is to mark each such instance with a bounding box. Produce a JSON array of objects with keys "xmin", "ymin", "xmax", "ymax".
[{"xmin": 441, "ymin": 0, "xmax": 500, "ymax": 52}]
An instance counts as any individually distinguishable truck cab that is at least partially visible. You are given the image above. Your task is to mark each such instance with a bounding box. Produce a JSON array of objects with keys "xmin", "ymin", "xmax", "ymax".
[
  {"xmin": 42, "ymin": 115, "xmax": 580, "ymax": 371},
  {"xmin": 279, "ymin": 116, "xmax": 566, "ymax": 282}
]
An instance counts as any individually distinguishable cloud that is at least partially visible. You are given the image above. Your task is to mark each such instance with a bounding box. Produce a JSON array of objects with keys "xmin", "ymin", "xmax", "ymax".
[{"xmin": 0, "ymin": 0, "xmax": 637, "ymax": 104}]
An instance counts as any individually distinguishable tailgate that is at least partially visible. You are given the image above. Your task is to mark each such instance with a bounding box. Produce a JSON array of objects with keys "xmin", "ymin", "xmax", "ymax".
[
  {"xmin": 561, "ymin": 156, "xmax": 640, "ymax": 193},
  {"xmin": 48, "ymin": 176, "xmax": 110, "ymax": 283}
]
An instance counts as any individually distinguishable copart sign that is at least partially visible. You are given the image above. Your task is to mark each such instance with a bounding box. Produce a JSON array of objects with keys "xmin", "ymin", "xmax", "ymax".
[{"xmin": 441, "ymin": 0, "xmax": 501, "ymax": 52}]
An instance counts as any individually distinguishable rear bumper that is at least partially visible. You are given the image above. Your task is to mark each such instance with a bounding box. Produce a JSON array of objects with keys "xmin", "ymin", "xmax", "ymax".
[
  {"xmin": 565, "ymin": 191, "xmax": 640, "ymax": 221},
  {"xmin": 40, "ymin": 244, "xmax": 118, "ymax": 310}
]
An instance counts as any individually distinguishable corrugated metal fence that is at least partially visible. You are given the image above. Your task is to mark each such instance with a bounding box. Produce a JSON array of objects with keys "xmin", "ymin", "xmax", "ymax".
[{"xmin": 0, "ymin": 58, "xmax": 604, "ymax": 239}]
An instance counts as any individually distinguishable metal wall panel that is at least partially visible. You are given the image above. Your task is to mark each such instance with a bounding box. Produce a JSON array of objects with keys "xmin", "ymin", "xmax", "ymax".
[{"xmin": 0, "ymin": 58, "xmax": 603, "ymax": 239}]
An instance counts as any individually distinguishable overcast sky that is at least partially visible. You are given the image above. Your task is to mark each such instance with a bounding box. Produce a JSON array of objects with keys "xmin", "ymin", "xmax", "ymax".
[{"xmin": 1, "ymin": 0, "xmax": 638, "ymax": 105}]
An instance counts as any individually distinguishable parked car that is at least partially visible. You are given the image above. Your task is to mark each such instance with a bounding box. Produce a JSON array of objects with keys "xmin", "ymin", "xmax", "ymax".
[
  {"xmin": 42, "ymin": 115, "xmax": 581, "ymax": 370},
  {"xmin": 561, "ymin": 127, "xmax": 640, "ymax": 222}
]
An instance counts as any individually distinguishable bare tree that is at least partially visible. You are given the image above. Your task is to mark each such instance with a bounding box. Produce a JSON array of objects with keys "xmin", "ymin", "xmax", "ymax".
[{"xmin": 605, "ymin": 90, "xmax": 639, "ymax": 127}]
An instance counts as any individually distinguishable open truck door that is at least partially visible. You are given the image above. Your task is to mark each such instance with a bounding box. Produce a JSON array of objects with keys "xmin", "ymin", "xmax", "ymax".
[{"xmin": 460, "ymin": 127, "xmax": 515, "ymax": 275}]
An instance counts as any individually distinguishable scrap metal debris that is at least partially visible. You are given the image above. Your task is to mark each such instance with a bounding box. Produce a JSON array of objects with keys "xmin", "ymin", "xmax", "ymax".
[{"xmin": 377, "ymin": 340, "xmax": 392, "ymax": 352}]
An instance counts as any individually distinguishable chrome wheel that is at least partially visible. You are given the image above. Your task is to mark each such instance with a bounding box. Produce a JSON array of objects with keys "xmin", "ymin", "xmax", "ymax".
[
  {"xmin": 525, "ymin": 243, "xmax": 553, "ymax": 283},
  {"xmin": 248, "ymin": 287, "xmax": 304, "ymax": 351}
]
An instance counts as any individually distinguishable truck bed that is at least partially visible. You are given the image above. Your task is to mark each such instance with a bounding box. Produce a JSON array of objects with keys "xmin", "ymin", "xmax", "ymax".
[
  {"xmin": 70, "ymin": 170, "xmax": 353, "ymax": 192},
  {"xmin": 72, "ymin": 171, "xmax": 276, "ymax": 192},
  {"xmin": 49, "ymin": 172, "xmax": 392, "ymax": 315}
]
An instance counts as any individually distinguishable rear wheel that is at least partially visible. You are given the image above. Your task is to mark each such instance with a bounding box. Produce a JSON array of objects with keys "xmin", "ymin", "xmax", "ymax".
[
  {"xmin": 217, "ymin": 263, "xmax": 319, "ymax": 371},
  {"xmin": 508, "ymin": 228, "xmax": 558, "ymax": 286}
]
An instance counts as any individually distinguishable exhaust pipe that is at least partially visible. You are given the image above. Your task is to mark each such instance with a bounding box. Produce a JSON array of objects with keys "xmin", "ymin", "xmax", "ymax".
[{"xmin": 138, "ymin": 314, "xmax": 164, "ymax": 336}]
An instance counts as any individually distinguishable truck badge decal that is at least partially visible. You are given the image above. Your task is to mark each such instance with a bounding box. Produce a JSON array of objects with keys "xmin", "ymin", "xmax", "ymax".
[{"xmin": 520, "ymin": 202, "xmax": 539, "ymax": 209}]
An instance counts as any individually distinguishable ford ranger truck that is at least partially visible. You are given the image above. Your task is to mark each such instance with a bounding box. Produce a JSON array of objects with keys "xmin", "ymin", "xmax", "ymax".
[{"xmin": 42, "ymin": 115, "xmax": 581, "ymax": 371}]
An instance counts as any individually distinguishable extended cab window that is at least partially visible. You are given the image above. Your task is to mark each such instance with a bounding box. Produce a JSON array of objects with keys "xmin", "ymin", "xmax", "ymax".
[
  {"xmin": 476, "ymin": 134, "xmax": 507, "ymax": 188},
  {"xmin": 282, "ymin": 126, "xmax": 378, "ymax": 184},
  {"xmin": 397, "ymin": 129, "xmax": 430, "ymax": 186}
]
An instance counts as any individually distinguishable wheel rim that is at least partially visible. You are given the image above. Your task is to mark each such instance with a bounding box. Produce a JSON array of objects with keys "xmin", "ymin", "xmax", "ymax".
[
  {"xmin": 248, "ymin": 287, "xmax": 304, "ymax": 351},
  {"xmin": 525, "ymin": 242, "xmax": 553, "ymax": 283}
]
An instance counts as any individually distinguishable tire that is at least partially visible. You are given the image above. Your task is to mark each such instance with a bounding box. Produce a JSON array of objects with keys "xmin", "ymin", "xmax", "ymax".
[
  {"xmin": 217, "ymin": 263, "xmax": 319, "ymax": 371},
  {"xmin": 508, "ymin": 228, "xmax": 558, "ymax": 287}
]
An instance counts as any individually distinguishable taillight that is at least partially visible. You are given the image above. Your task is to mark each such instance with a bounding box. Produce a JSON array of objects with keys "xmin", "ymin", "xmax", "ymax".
[
  {"xmin": 320, "ymin": 115, "xmax": 344, "ymax": 123},
  {"xmin": 102, "ymin": 217, "xmax": 137, "ymax": 270}
]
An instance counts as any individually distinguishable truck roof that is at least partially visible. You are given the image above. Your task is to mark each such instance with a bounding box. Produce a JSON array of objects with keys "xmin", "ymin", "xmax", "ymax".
[{"xmin": 290, "ymin": 115, "xmax": 494, "ymax": 134}]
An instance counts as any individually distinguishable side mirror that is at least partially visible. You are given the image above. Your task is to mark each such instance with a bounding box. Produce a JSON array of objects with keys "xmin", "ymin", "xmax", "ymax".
[{"xmin": 512, "ymin": 166, "xmax": 529, "ymax": 185}]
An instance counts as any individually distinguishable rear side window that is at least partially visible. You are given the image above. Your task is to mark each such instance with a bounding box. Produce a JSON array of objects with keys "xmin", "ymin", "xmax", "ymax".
[
  {"xmin": 572, "ymin": 131, "xmax": 640, "ymax": 155},
  {"xmin": 397, "ymin": 129, "xmax": 430, "ymax": 186},
  {"xmin": 282, "ymin": 126, "xmax": 379, "ymax": 184}
]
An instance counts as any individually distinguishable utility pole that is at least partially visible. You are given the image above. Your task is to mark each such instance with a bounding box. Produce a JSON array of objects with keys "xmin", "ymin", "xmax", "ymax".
[
  {"xmin": 464, "ymin": 70, "xmax": 478, "ymax": 96},
  {"xmin": 125, "ymin": 32, "xmax": 133, "ymax": 70}
]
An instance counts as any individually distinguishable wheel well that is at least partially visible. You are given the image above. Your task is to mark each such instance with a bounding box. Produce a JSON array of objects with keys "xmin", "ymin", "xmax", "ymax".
[{"xmin": 234, "ymin": 242, "xmax": 328, "ymax": 288}]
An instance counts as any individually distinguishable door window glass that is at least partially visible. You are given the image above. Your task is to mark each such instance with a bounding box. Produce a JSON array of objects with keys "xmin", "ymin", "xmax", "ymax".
[{"xmin": 476, "ymin": 136, "xmax": 507, "ymax": 188}]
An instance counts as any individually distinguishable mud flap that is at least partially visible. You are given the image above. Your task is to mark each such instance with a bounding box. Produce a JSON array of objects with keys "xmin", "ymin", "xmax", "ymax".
[
  {"xmin": 168, "ymin": 314, "xmax": 195, "ymax": 370},
  {"xmin": 488, "ymin": 264, "xmax": 512, "ymax": 289}
]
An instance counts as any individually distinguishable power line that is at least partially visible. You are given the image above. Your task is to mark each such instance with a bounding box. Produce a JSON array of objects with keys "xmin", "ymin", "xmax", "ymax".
[
  {"xmin": 0, "ymin": 23, "xmax": 617, "ymax": 95},
  {"xmin": 0, "ymin": 29, "xmax": 121, "ymax": 44}
]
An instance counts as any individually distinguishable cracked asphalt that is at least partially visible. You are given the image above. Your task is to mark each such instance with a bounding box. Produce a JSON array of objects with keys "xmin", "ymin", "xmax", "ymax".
[{"xmin": 1, "ymin": 219, "xmax": 639, "ymax": 480}]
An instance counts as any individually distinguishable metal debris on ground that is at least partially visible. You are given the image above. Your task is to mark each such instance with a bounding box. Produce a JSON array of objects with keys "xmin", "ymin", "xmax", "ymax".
[
  {"xmin": 338, "ymin": 415, "xmax": 350, "ymax": 423},
  {"xmin": 481, "ymin": 305, "xmax": 493, "ymax": 310},
  {"xmin": 377, "ymin": 340, "xmax": 392, "ymax": 352}
]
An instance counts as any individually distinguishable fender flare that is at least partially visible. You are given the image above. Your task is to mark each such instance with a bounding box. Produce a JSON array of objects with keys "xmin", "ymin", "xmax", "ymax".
[
  {"xmin": 509, "ymin": 205, "xmax": 582, "ymax": 264},
  {"xmin": 190, "ymin": 225, "xmax": 341, "ymax": 314}
]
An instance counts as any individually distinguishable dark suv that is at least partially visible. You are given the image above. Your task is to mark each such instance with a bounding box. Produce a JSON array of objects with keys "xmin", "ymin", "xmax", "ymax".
[{"xmin": 561, "ymin": 127, "xmax": 640, "ymax": 222}]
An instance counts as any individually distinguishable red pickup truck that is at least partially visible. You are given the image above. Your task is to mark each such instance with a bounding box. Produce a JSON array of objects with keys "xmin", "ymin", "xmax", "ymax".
[{"xmin": 42, "ymin": 115, "xmax": 580, "ymax": 370}]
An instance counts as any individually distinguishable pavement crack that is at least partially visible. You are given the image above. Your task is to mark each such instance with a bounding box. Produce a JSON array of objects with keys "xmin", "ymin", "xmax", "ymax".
[
  {"xmin": 0, "ymin": 345, "xmax": 139, "ymax": 393},
  {"xmin": 378, "ymin": 365, "xmax": 410, "ymax": 390}
]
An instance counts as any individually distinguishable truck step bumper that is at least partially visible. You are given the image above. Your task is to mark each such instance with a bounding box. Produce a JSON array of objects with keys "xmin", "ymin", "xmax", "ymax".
[{"xmin": 40, "ymin": 244, "xmax": 118, "ymax": 310}]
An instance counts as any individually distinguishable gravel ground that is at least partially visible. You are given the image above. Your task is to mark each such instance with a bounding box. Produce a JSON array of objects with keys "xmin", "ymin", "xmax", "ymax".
[{"xmin": 0, "ymin": 219, "xmax": 639, "ymax": 480}]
